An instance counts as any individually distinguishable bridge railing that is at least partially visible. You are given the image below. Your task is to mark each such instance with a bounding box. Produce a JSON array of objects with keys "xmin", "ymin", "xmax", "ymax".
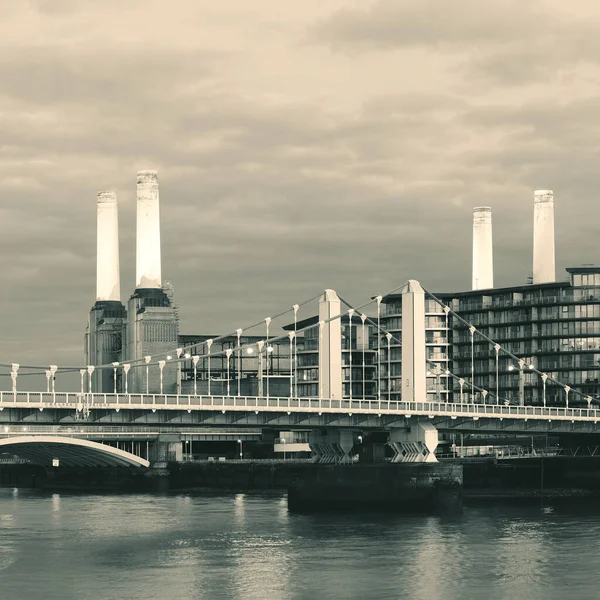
[{"xmin": 1, "ymin": 392, "xmax": 600, "ymax": 421}]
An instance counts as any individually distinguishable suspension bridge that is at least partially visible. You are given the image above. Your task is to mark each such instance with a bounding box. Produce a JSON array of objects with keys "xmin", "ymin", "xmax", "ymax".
[{"xmin": 1, "ymin": 279, "xmax": 597, "ymax": 466}]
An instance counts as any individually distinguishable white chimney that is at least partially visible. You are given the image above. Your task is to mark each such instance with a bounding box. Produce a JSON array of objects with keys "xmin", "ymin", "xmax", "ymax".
[
  {"xmin": 533, "ymin": 190, "xmax": 555, "ymax": 284},
  {"xmin": 472, "ymin": 206, "xmax": 493, "ymax": 290},
  {"xmin": 136, "ymin": 170, "xmax": 161, "ymax": 289},
  {"xmin": 96, "ymin": 190, "xmax": 120, "ymax": 301}
]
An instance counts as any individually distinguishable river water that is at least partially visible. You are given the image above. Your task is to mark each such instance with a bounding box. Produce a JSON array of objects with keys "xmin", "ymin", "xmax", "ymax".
[{"xmin": 0, "ymin": 488, "xmax": 599, "ymax": 600}]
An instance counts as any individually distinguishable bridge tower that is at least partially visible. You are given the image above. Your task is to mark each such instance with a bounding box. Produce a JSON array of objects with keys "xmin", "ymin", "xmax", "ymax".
[
  {"xmin": 85, "ymin": 190, "xmax": 126, "ymax": 393},
  {"xmin": 318, "ymin": 289, "xmax": 342, "ymax": 400},
  {"xmin": 401, "ymin": 279, "xmax": 427, "ymax": 402}
]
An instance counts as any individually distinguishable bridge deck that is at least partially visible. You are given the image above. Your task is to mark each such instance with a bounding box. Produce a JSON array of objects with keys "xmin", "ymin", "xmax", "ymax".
[{"xmin": 1, "ymin": 392, "xmax": 599, "ymax": 423}]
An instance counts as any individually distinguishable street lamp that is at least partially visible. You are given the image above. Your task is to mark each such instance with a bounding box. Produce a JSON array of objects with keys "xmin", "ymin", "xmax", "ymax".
[
  {"xmin": 49, "ymin": 365, "xmax": 58, "ymax": 393},
  {"xmin": 236, "ymin": 328, "xmax": 243, "ymax": 397},
  {"xmin": 144, "ymin": 356, "xmax": 151, "ymax": 394},
  {"xmin": 225, "ymin": 349, "xmax": 234, "ymax": 396},
  {"xmin": 360, "ymin": 313, "xmax": 367, "ymax": 399},
  {"xmin": 10, "ymin": 363, "xmax": 18, "ymax": 394},
  {"xmin": 78, "ymin": 369, "xmax": 85, "ymax": 394},
  {"xmin": 257, "ymin": 341, "xmax": 265, "ymax": 397},
  {"xmin": 112, "ymin": 362, "xmax": 119, "ymax": 394},
  {"xmin": 348, "ymin": 308, "xmax": 354, "ymax": 401},
  {"xmin": 86, "ymin": 365, "xmax": 95, "ymax": 395},
  {"xmin": 123, "ymin": 364, "xmax": 131, "ymax": 394},
  {"xmin": 282, "ymin": 437, "xmax": 286, "ymax": 461},
  {"xmin": 288, "ymin": 332, "xmax": 295, "ymax": 398},
  {"xmin": 318, "ymin": 320, "xmax": 326, "ymax": 400},
  {"xmin": 176, "ymin": 348, "xmax": 183, "ymax": 395},
  {"xmin": 206, "ymin": 340, "xmax": 213, "ymax": 396},
  {"xmin": 293, "ymin": 304, "xmax": 299, "ymax": 399},
  {"xmin": 192, "ymin": 355, "xmax": 200, "ymax": 396},
  {"xmin": 158, "ymin": 360, "xmax": 166, "ymax": 395},
  {"xmin": 265, "ymin": 317, "xmax": 271, "ymax": 400},
  {"xmin": 385, "ymin": 332, "xmax": 392, "ymax": 404},
  {"xmin": 238, "ymin": 438, "xmax": 243, "ymax": 460},
  {"xmin": 376, "ymin": 295, "xmax": 382, "ymax": 404}
]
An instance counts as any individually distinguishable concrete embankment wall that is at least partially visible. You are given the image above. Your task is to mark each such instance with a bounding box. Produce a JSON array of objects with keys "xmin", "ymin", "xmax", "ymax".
[{"xmin": 462, "ymin": 457, "xmax": 600, "ymax": 500}]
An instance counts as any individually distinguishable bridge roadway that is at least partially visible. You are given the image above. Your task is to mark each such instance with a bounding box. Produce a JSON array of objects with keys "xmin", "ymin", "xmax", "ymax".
[{"xmin": 1, "ymin": 392, "xmax": 600, "ymax": 434}]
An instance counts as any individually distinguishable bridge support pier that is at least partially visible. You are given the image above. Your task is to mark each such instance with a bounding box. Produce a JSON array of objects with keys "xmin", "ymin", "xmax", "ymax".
[
  {"xmin": 388, "ymin": 422, "xmax": 439, "ymax": 463},
  {"xmin": 309, "ymin": 429, "xmax": 355, "ymax": 464},
  {"xmin": 149, "ymin": 437, "xmax": 182, "ymax": 464}
]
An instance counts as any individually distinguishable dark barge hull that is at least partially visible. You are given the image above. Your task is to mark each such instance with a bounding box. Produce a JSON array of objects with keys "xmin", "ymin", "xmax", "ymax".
[{"xmin": 287, "ymin": 463, "xmax": 463, "ymax": 514}]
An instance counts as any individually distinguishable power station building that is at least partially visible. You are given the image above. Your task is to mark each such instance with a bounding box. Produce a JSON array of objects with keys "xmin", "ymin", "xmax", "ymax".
[{"xmin": 85, "ymin": 171, "xmax": 178, "ymax": 394}]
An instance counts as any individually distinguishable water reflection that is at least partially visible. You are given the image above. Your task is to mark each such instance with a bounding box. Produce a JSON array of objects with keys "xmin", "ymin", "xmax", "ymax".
[{"xmin": 0, "ymin": 490, "xmax": 600, "ymax": 600}]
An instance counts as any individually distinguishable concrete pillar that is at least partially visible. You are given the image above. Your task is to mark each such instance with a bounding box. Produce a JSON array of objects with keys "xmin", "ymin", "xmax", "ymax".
[
  {"xmin": 149, "ymin": 438, "xmax": 182, "ymax": 463},
  {"xmin": 309, "ymin": 429, "xmax": 356, "ymax": 464},
  {"xmin": 388, "ymin": 422, "xmax": 438, "ymax": 462},
  {"xmin": 472, "ymin": 206, "xmax": 493, "ymax": 290},
  {"xmin": 401, "ymin": 280, "xmax": 427, "ymax": 402},
  {"xmin": 318, "ymin": 289, "xmax": 342, "ymax": 400},
  {"xmin": 533, "ymin": 190, "xmax": 555, "ymax": 284},
  {"xmin": 96, "ymin": 191, "xmax": 121, "ymax": 301},
  {"xmin": 136, "ymin": 170, "xmax": 161, "ymax": 289}
]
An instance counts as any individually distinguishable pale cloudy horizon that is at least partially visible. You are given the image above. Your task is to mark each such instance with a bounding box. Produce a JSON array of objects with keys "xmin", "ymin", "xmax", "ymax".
[{"xmin": 1, "ymin": 0, "xmax": 600, "ymax": 373}]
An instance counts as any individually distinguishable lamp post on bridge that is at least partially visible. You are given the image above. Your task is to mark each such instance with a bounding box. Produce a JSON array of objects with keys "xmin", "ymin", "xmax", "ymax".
[
  {"xmin": 257, "ymin": 341, "xmax": 265, "ymax": 397},
  {"xmin": 225, "ymin": 349, "xmax": 233, "ymax": 396},
  {"xmin": 192, "ymin": 355, "xmax": 200, "ymax": 396},
  {"xmin": 565, "ymin": 385, "xmax": 571, "ymax": 409},
  {"xmin": 288, "ymin": 332, "xmax": 295, "ymax": 399},
  {"xmin": 123, "ymin": 364, "xmax": 131, "ymax": 394},
  {"xmin": 385, "ymin": 332, "xmax": 392, "ymax": 405},
  {"xmin": 494, "ymin": 344, "xmax": 501, "ymax": 405},
  {"xmin": 293, "ymin": 304, "xmax": 299, "ymax": 398},
  {"xmin": 86, "ymin": 365, "xmax": 95, "ymax": 395},
  {"xmin": 176, "ymin": 348, "xmax": 183, "ymax": 395},
  {"xmin": 49, "ymin": 365, "xmax": 57, "ymax": 393},
  {"xmin": 112, "ymin": 362, "xmax": 119, "ymax": 394},
  {"xmin": 265, "ymin": 317, "xmax": 271, "ymax": 400},
  {"xmin": 144, "ymin": 356, "xmax": 151, "ymax": 394},
  {"xmin": 376, "ymin": 295, "xmax": 382, "ymax": 404},
  {"xmin": 318, "ymin": 320, "xmax": 325, "ymax": 401},
  {"xmin": 237, "ymin": 438, "xmax": 243, "ymax": 460},
  {"xmin": 360, "ymin": 313, "xmax": 367, "ymax": 400},
  {"xmin": 78, "ymin": 369, "xmax": 85, "ymax": 394},
  {"xmin": 158, "ymin": 360, "xmax": 166, "ymax": 395},
  {"xmin": 469, "ymin": 326, "xmax": 476, "ymax": 403},
  {"xmin": 206, "ymin": 340, "xmax": 213, "ymax": 396},
  {"xmin": 10, "ymin": 363, "xmax": 18, "ymax": 395},
  {"xmin": 236, "ymin": 328, "xmax": 243, "ymax": 398},
  {"xmin": 347, "ymin": 309, "xmax": 354, "ymax": 401}
]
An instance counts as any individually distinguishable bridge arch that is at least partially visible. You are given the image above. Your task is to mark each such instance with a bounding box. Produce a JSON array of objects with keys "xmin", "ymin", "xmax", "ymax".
[{"xmin": 0, "ymin": 436, "xmax": 150, "ymax": 468}]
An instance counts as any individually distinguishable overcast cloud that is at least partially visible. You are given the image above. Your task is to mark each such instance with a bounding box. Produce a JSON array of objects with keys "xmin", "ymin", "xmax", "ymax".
[{"xmin": 1, "ymin": 0, "xmax": 600, "ymax": 380}]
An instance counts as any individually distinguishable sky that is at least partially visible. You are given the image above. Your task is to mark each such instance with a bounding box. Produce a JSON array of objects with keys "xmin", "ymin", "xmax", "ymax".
[{"xmin": 2, "ymin": 0, "xmax": 600, "ymax": 375}]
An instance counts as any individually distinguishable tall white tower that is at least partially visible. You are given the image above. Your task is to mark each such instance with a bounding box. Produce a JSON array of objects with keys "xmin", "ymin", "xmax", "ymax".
[
  {"xmin": 533, "ymin": 190, "xmax": 555, "ymax": 284},
  {"xmin": 85, "ymin": 190, "xmax": 126, "ymax": 393},
  {"xmin": 96, "ymin": 190, "xmax": 121, "ymax": 301},
  {"xmin": 136, "ymin": 170, "xmax": 161, "ymax": 289},
  {"xmin": 472, "ymin": 206, "xmax": 494, "ymax": 290}
]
